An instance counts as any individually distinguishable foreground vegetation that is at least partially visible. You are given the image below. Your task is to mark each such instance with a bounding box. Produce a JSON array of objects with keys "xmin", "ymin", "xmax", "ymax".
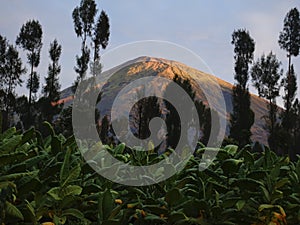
[{"xmin": 0, "ymin": 123, "xmax": 300, "ymax": 225}]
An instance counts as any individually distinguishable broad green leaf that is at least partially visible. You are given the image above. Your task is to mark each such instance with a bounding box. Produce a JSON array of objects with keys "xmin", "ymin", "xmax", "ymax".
[
  {"xmin": 107, "ymin": 205, "xmax": 122, "ymax": 220},
  {"xmin": 19, "ymin": 127, "xmax": 35, "ymax": 146},
  {"xmin": 260, "ymin": 185, "xmax": 271, "ymax": 202},
  {"xmin": 236, "ymin": 200, "xmax": 246, "ymax": 211},
  {"xmin": 60, "ymin": 147, "xmax": 71, "ymax": 182},
  {"xmin": 221, "ymin": 158, "xmax": 244, "ymax": 174},
  {"xmin": 5, "ymin": 201, "xmax": 24, "ymax": 220},
  {"xmin": 224, "ymin": 144, "xmax": 238, "ymax": 156},
  {"xmin": 0, "ymin": 171, "xmax": 38, "ymax": 182},
  {"xmin": 101, "ymin": 189, "xmax": 114, "ymax": 220},
  {"xmin": 0, "ymin": 151, "xmax": 28, "ymax": 167},
  {"xmin": 0, "ymin": 181, "xmax": 16, "ymax": 190},
  {"xmin": 275, "ymin": 178, "xmax": 290, "ymax": 189},
  {"xmin": 0, "ymin": 127, "xmax": 16, "ymax": 140},
  {"xmin": 53, "ymin": 215, "xmax": 67, "ymax": 225},
  {"xmin": 61, "ymin": 185, "xmax": 83, "ymax": 198},
  {"xmin": 25, "ymin": 200, "xmax": 37, "ymax": 225},
  {"xmin": 62, "ymin": 208, "xmax": 84, "ymax": 219},
  {"xmin": 114, "ymin": 142, "xmax": 125, "ymax": 154},
  {"xmin": 47, "ymin": 187, "xmax": 61, "ymax": 200},
  {"xmin": 0, "ymin": 135, "xmax": 22, "ymax": 153},
  {"xmin": 22, "ymin": 154, "xmax": 48, "ymax": 169},
  {"xmin": 258, "ymin": 204, "xmax": 277, "ymax": 211},
  {"xmin": 61, "ymin": 163, "xmax": 81, "ymax": 187},
  {"xmin": 51, "ymin": 135, "xmax": 62, "ymax": 155}
]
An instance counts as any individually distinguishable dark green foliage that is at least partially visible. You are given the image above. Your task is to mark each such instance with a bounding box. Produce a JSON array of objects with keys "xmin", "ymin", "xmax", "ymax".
[
  {"xmin": 251, "ymin": 52, "xmax": 283, "ymax": 152},
  {"xmin": 26, "ymin": 71, "xmax": 39, "ymax": 100},
  {"xmin": 229, "ymin": 29, "xmax": 255, "ymax": 147},
  {"xmin": 73, "ymin": 0, "xmax": 110, "ymax": 85},
  {"xmin": 0, "ymin": 44, "xmax": 25, "ymax": 98},
  {"xmin": 0, "ymin": 34, "xmax": 26, "ymax": 131},
  {"xmin": 164, "ymin": 74, "xmax": 195, "ymax": 149},
  {"xmin": 14, "ymin": 96, "xmax": 29, "ymax": 130},
  {"xmin": 44, "ymin": 39, "xmax": 62, "ymax": 101},
  {"xmin": 40, "ymin": 39, "xmax": 62, "ymax": 125},
  {"xmin": 280, "ymin": 65, "xmax": 298, "ymax": 155},
  {"xmin": 288, "ymin": 99, "xmax": 300, "ymax": 160},
  {"xmin": 74, "ymin": 45, "xmax": 90, "ymax": 82},
  {"xmin": 251, "ymin": 52, "xmax": 282, "ymax": 101},
  {"xmin": 230, "ymin": 85, "xmax": 254, "ymax": 146},
  {"xmin": 164, "ymin": 74, "xmax": 212, "ymax": 149},
  {"xmin": 55, "ymin": 106, "xmax": 73, "ymax": 138},
  {"xmin": 231, "ymin": 29, "xmax": 255, "ymax": 89},
  {"xmin": 16, "ymin": 19, "xmax": 43, "ymax": 121},
  {"xmin": 282, "ymin": 65, "xmax": 297, "ymax": 116},
  {"xmin": 0, "ymin": 123, "xmax": 299, "ymax": 224},
  {"xmin": 93, "ymin": 10, "xmax": 110, "ymax": 62},
  {"xmin": 72, "ymin": 0, "xmax": 97, "ymax": 48},
  {"xmin": 275, "ymin": 7, "xmax": 300, "ymax": 161},
  {"xmin": 0, "ymin": 35, "xmax": 6, "ymax": 77},
  {"xmin": 129, "ymin": 86, "xmax": 161, "ymax": 140},
  {"xmin": 99, "ymin": 115, "xmax": 112, "ymax": 145},
  {"xmin": 279, "ymin": 7, "xmax": 300, "ymax": 124},
  {"xmin": 278, "ymin": 7, "xmax": 300, "ymax": 59},
  {"xmin": 73, "ymin": 0, "xmax": 97, "ymax": 82}
]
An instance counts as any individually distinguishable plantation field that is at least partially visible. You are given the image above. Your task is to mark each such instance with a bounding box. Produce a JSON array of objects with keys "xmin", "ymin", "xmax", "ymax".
[{"xmin": 0, "ymin": 123, "xmax": 300, "ymax": 225}]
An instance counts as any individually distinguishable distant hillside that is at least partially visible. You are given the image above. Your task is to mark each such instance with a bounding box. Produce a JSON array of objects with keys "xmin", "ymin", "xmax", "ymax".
[{"xmin": 61, "ymin": 56, "xmax": 272, "ymax": 145}]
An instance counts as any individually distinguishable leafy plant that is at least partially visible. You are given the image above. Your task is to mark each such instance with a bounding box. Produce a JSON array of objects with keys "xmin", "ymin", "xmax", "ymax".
[{"xmin": 0, "ymin": 123, "xmax": 299, "ymax": 224}]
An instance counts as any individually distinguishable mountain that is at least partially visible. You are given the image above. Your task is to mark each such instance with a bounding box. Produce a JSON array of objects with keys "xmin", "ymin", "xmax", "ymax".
[{"xmin": 61, "ymin": 56, "xmax": 272, "ymax": 145}]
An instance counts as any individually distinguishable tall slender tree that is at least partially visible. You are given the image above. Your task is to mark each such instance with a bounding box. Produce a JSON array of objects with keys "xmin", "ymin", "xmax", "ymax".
[
  {"xmin": 44, "ymin": 39, "xmax": 62, "ymax": 101},
  {"xmin": 16, "ymin": 20, "xmax": 43, "ymax": 118},
  {"xmin": 0, "ymin": 35, "xmax": 7, "ymax": 90},
  {"xmin": 4, "ymin": 45, "xmax": 24, "ymax": 92},
  {"xmin": 130, "ymin": 86, "xmax": 161, "ymax": 140},
  {"xmin": 91, "ymin": 10, "xmax": 110, "ymax": 75},
  {"xmin": 164, "ymin": 74, "xmax": 212, "ymax": 148},
  {"xmin": 229, "ymin": 29, "xmax": 255, "ymax": 146},
  {"xmin": 72, "ymin": 0, "xmax": 110, "ymax": 82},
  {"xmin": 41, "ymin": 39, "xmax": 62, "ymax": 123},
  {"xmin": 3, "ymin": 45, "xmax": 26, "ymax": 110},
  {"xmin": 278, "ymin": 8, "xmax": 300, "ymax": 120},
  {"xmin": 0, "ymin": 35, "xmax": 25, "ymax": 130},
  {"xmin": 164, "ymin": 74, "xmax": 195, "ymax": 149},
  {"xmin": 290, "ymin": 99, "xmax": 300, "ymax": 159},
  {"xmin": 281, "ymin": 65, "xmax": 297, "ymax": 129},
  {"xmin": 72, "ymin": 0, "xmax": 97, "ymax": 81},
  {"xmin": 251, "ymin": 52, "xmax": 283, "ymax": 152}
]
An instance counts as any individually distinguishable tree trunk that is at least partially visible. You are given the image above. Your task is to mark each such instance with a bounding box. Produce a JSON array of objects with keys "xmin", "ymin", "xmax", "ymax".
[
  {"xmin": 28, "ymin": 52, "xmax": 34, "ymax": 120},
  {"xmin": 286, "ymin": 53, "xmax": 292, "ymax": 115}
]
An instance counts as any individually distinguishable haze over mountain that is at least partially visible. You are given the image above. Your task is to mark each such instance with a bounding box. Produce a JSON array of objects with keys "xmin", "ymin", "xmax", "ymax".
[{"xmin": 62, "ymin": 56, "xmax": 271, "ymax": 145}]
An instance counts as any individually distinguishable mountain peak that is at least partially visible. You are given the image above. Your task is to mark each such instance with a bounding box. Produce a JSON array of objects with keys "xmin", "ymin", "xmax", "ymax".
[{"xmin": 61, "ymin": 56, "xmax": 270, "ymax": 145}]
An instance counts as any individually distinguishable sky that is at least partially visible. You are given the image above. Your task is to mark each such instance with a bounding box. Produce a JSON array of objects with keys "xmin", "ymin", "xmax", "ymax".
[{"xmin": 0, "ymin": 0, "xmax": 300, "ymax": 106}]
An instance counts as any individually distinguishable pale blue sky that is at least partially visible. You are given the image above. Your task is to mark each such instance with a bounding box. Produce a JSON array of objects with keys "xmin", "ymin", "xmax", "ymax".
[{"xmin": 0, "ymin": 0, "xmax": 299, "ymax": 104}]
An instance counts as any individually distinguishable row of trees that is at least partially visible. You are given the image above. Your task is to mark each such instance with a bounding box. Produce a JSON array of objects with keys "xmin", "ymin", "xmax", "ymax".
[
  {"xmin": 0, "ymin": 21, "xmax": 62, "ymax": 131},
  {"xmin": 1, "ymin": 1, "xmax": 299, "ymax": 158},
  {"xmin": 229, "ymin": 7, "xmax": 300, "ymax": 159},
  {"xmin": 0, "ymin": 0, "xmax": 110, "ymax": 134}
]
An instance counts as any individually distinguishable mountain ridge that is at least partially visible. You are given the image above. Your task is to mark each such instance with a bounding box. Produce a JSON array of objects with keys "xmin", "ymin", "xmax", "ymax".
[{"xmin": 60, "ymin": 56, "xmax": 272, "ymax": 145}]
